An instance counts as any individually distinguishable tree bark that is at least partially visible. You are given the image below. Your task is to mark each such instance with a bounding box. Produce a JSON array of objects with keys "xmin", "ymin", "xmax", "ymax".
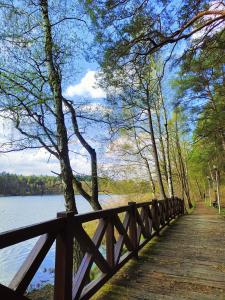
[
  {"xmin": 40, "ymin": 0, "xmax": 76, "ymax": 213},
  {"xmin": 154, "ymin": 102, "xmax": 168, "ymax": 183},
  {"xmin": 63, "ymin": 99, "xmax": 102, "ymax": 211},
  {"xmin": 161, "ymin": 92, "xmax": 174, "ymax": 198},
  {"xmin": 146, "ymin": 94, "xmax": 166, "ymax": 200},
  {"xmin": 144, "ymin": 158, "xmax": 156, "ymax": 198},
  {"xmin": 174, "ymin": 117, "xmax": 192, "ymax": 208},
  {"xmin": 133, "ymin": 126, "xmax": 156, "ymax": 197},
  {"xmin": 40, "ymin": 0, "xmax": 83, "ymax": 277}
]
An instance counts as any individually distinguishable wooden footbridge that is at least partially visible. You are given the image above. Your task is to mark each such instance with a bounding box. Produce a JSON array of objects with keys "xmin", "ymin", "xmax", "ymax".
[{"xmin": 0, "ymin": 198, "xmax": 225, "ymax": 300}]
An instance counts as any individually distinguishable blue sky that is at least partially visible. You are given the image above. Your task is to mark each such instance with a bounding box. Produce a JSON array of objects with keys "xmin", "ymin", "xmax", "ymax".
[
  {"xmin": 0, "ymin": 0, "xmax": 109, "ymax": 176},
  {"xmin": 0, "ymin": 0, "xmax": 222, "ymax": 176},
  {"xmin": 0, "ymin": 66, "xmax": 107, "ymax": 175}
]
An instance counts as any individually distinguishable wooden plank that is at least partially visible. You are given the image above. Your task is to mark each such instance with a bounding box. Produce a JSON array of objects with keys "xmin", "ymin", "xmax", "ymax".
[
  {"xmin": 73, "ymin": 219, "xmax": 108, "ymax": 299},
  {"xmin": 9, "ymin": 233, "xmax": 56, "ymax": 294},
  {"xmin": 80, "ymin": 251, "xmax": 134, "ymax": 300},
  {"xmin": 54, "ymin": 212, "xmax": 74, "ymax": 300},
  {"xmin": 91, "ymin": 202, "xmax": 225, "ymax": 300},
  {"xmin": 73, "ymin": 220, "xmax": 110, "ymax": 274},
  {"xmin": 106, "ymin": 217, "xmax": 115, "ymax": 268},
  {"xmin": 73, "ymin": 205, "xmax": 131, "ymax": 223},
  {"xmin": 72, "ymin": 253, "xmax": 93, "ymax": 299},
  {"xmin": 151, "ymin": 200, "xmax": 160, "ymax": 233},
  {"xmin": 128, "ymin": 202, "xmax": 138, "ymax": 258},
  {"xmin": 0, "ymin": 197, "xmax": 184, "ymax": 300},
  {"xmin": 145, "ymin": 206, "xmax": 153, "ymax": 235},
  {"xmin": 0, "ymin": 284, "xmax": 29, "ymax": 300},
  {"xmin": 142, "ymin": 206, "xmax": 151, "ymax": 238},
  {"xmin": 136, "ymin": 208, "xmax": 149, "ymax": 239},
  {"xmin": 113, "ymin": 213, "xmax": 133, "ymax": 252},
  {"xmin": 73, "ymin": 200, "xmax": 164, "ymax": 224},
  {"xmin": 0, "ymin": 218, "xmax": 65, "ymax": 249}
]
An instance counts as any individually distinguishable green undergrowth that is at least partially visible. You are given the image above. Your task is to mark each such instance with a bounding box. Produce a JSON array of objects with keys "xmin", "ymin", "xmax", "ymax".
[{"xmin": 27, "ymin": 284, "xmax": 53, "ymax": 300}]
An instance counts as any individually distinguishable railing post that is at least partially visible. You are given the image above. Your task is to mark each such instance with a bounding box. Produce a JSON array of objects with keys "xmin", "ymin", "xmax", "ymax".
[
  {"xmin": 181, "ymin": 199, "xmax": 185, "ymax": 215},
  {"xmin": 175, "ymin": 197, "xmax": 179, "ymax": 216},
  {"xmin": 173, "ymin": 197, "xmax": 177, "ymax": 216},
  {"xmin": 54, "ymin": 211, "xmax": 74, "ymax": 300},
  {"xmin": 106, "ymin": 217, "xmax": 115, "ymax": 268},
  {"xmin": 128, "ymin": 202, "xmax": 138, "ymax": 259},
  {"xmin": 165, "ymin": 198, "xmax": 169, "ymax": 223},
  {"xmin": 171, "ymin": 197, "xmax": 175, "ymax": 218},
  {"xmin": 167, "ymin": 198, "xmax": 171, "ymax": 220},
  {"xmin": 152, "ymin": 200, "xmax": 160, "ymax": 235}
]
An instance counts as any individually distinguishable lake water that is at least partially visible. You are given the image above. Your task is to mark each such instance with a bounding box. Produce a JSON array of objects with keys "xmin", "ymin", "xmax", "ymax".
[{"xmin": 0, "ymin": 194, "xmax": 122, "ymax": 290}]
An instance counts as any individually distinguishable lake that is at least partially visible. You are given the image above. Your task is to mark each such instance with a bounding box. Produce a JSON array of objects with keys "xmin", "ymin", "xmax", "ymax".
[{"xmin": 0, "ymin": 194, "xmax": 123, "ymax": 289}]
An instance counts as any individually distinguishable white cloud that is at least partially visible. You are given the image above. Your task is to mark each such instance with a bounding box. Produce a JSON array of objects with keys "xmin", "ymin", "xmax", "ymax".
[
  {"xmin": 0, "ymin": 149, "xmax": 57, "ymax": 175},
  {"xmin": 64, "ymin": 70, "xmax": 106, "ymax": 99},
  {"xmin": 0, "ymin": 148, "xmax": 91, "ymax": 176},
  {"xmin": 191, "ymin": 1, "xmax": 225, "ymax": 41}
]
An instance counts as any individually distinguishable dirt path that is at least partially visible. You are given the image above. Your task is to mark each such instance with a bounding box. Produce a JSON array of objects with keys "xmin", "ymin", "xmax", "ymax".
[{"xmin": 93, "ymin": 202, "xmax": 225, "ymax": 300}]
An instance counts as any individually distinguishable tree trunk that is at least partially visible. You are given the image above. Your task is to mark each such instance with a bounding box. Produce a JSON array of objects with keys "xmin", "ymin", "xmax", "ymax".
[
  {"xmin": 133, "ymin": 126, "xmax": 156, "ymax": 197},
  {"xmin": 40, "ymin": 0, "xmax": 76, "ymax": 213},
  {"xmin": 146, "ymin": 97, "xmax": 166, "ymax": 199},
  {"xmin": 40, "ymin": 0, "xmax": 82, "ymax": 276},
  {"xmin": 195, "ymin": 178, "xmax": 203, "ymax": 201},
  {"xmin": 174, "ymin": 118, "xmax": 192, "ymax": 208},
  {"xmin": 154, "ymin": 102, "xmax": 168, "ymax": 183},
  {"xmin": 161, "ymin": 93, "xmax": 174, "ymax": 198},
  {"xmin": 63, "ymin": 99, "xmax": 102, "ymax": 211},
  {"xmin": 144, "ymin": 159, "xmax": 156, "ymax": 198}
]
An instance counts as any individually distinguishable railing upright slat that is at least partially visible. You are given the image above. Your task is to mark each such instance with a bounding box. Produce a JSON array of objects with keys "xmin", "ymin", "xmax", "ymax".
[
  {"xmin": 128, "ymin": 202, "xmax": 138, "ymax": 258},
  {"xmin": 0, "ymin": 197, "xmax": 185, "ymax": 300},
  {"xmin": 54, "ymin": 212, "xmax": 74, "ymax": 300},
  {"xmin": 106, "ymin": 217, "xmax": 115, "ymax": 268}
]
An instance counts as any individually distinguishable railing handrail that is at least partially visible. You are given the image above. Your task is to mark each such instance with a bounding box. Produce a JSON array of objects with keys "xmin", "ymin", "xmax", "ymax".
[
  {"xmin": 0, "ymin": 200, "xmax": 157, "ymax": 246},
  {"xmin": 0, "ymin": 197, "xmax": 185, "ymax": 300}
]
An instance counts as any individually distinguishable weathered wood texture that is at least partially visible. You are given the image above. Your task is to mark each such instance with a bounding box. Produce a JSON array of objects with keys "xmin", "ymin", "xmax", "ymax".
[
  {"xmin": 92, "ymin": 202, "xmax": 225, "ymax": 300},
  {"xmin": 0, "ymin": 197, "xmax": 184, "ymax": 299}
]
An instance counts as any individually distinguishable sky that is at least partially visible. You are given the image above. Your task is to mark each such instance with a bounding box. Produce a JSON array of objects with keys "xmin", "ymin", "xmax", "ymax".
[
  {"xmin": 0, "ymin": 0, "xmax": 223, "ymax": 176},
  {"xmin": 0, "ymin": 69, "xmax": 106, "ymax": 175}
]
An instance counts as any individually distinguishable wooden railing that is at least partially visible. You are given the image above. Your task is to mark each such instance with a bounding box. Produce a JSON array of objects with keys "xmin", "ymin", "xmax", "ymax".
[{"xmin": 0, "ymin": 197, "xmax": 184, "ymax": 300}]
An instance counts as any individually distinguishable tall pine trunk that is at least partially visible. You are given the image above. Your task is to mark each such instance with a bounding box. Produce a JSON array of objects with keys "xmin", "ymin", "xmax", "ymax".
[{"xmin": 146, "ymin": 92, "xmax": 166, "ymax": 199}]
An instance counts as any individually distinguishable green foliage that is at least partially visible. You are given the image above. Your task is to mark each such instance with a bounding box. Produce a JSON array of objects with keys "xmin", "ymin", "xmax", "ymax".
[
  {"xmin": 0, "ymin": 172, "xmax": 150, "ymax": 196},
  {"xmin": 173, "ymin": 30, "xmax": 225, "ymax": 193},
  {"xmin": 99, "ymin": 178, "xmax": 150, "ymax": 195},
  {"xmin": 0, "ymin": 172, "xmax": 63, "ymax": 196}
]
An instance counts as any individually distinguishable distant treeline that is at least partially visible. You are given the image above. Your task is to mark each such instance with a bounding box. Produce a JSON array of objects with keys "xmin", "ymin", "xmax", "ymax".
[
  {"xmin": 0, "ymin": 172, "xmax": 63, "ymax": 196},
  {"xmin": 0, "ymin": 172, "xmax": 150, "ymax": 196}
]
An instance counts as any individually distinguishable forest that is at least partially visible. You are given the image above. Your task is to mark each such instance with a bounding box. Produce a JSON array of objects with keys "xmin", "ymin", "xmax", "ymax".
[
  {"xmin": 0, "ymin": 172, "xmax": 150, "ymax": 196},
  {"xmin": 0, "ymin": 172, "xmax": 63, "ymax": 196},
  {"xmin": 0, "ymin": 0, "xmax": 224, "ymax": 213}
]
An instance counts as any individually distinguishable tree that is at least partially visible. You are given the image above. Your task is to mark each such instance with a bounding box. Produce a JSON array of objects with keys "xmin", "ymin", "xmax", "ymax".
[
  {"xmin": 169, "ymin": 108, "xmax": 193, "ymax": 208},
  {"xmin": 83, "ymin": 0, "xmax": 225, "ymax": 67},
  {"xmin": 0, "ymin": 0, "xmax": 102, "ymax": 212},
  {"xmin": 173, "ymin": 29, "xmax": 225, "ymax": 207},
  {"xmin": 100, "ymin": 56, "xmax": 168, "ymax": 199},
  {"xmin": 0, "ymin": 0, "xmax": 109, "ymax": 274}
]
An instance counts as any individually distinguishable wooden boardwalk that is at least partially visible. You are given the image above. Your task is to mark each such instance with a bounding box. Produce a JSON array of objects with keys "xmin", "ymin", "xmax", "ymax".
[{"xmin": 93, "ymin": 203, "xmax": 225, "ymax": 300}]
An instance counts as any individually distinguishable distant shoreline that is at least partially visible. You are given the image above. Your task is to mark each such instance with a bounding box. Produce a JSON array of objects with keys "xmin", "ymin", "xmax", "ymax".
[
  {"xmin": 0, "ymin": 193, "xmax": 128, "ymax": 198},
  {"xmin": 0, "ymin": 193, "xmax": 64, "ymax": 197}
]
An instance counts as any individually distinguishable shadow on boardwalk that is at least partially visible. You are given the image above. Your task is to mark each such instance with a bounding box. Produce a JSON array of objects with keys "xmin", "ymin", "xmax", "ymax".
[{"xmin": 93, "ymin": 202, "xmax": 225, "ymax": 300}]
